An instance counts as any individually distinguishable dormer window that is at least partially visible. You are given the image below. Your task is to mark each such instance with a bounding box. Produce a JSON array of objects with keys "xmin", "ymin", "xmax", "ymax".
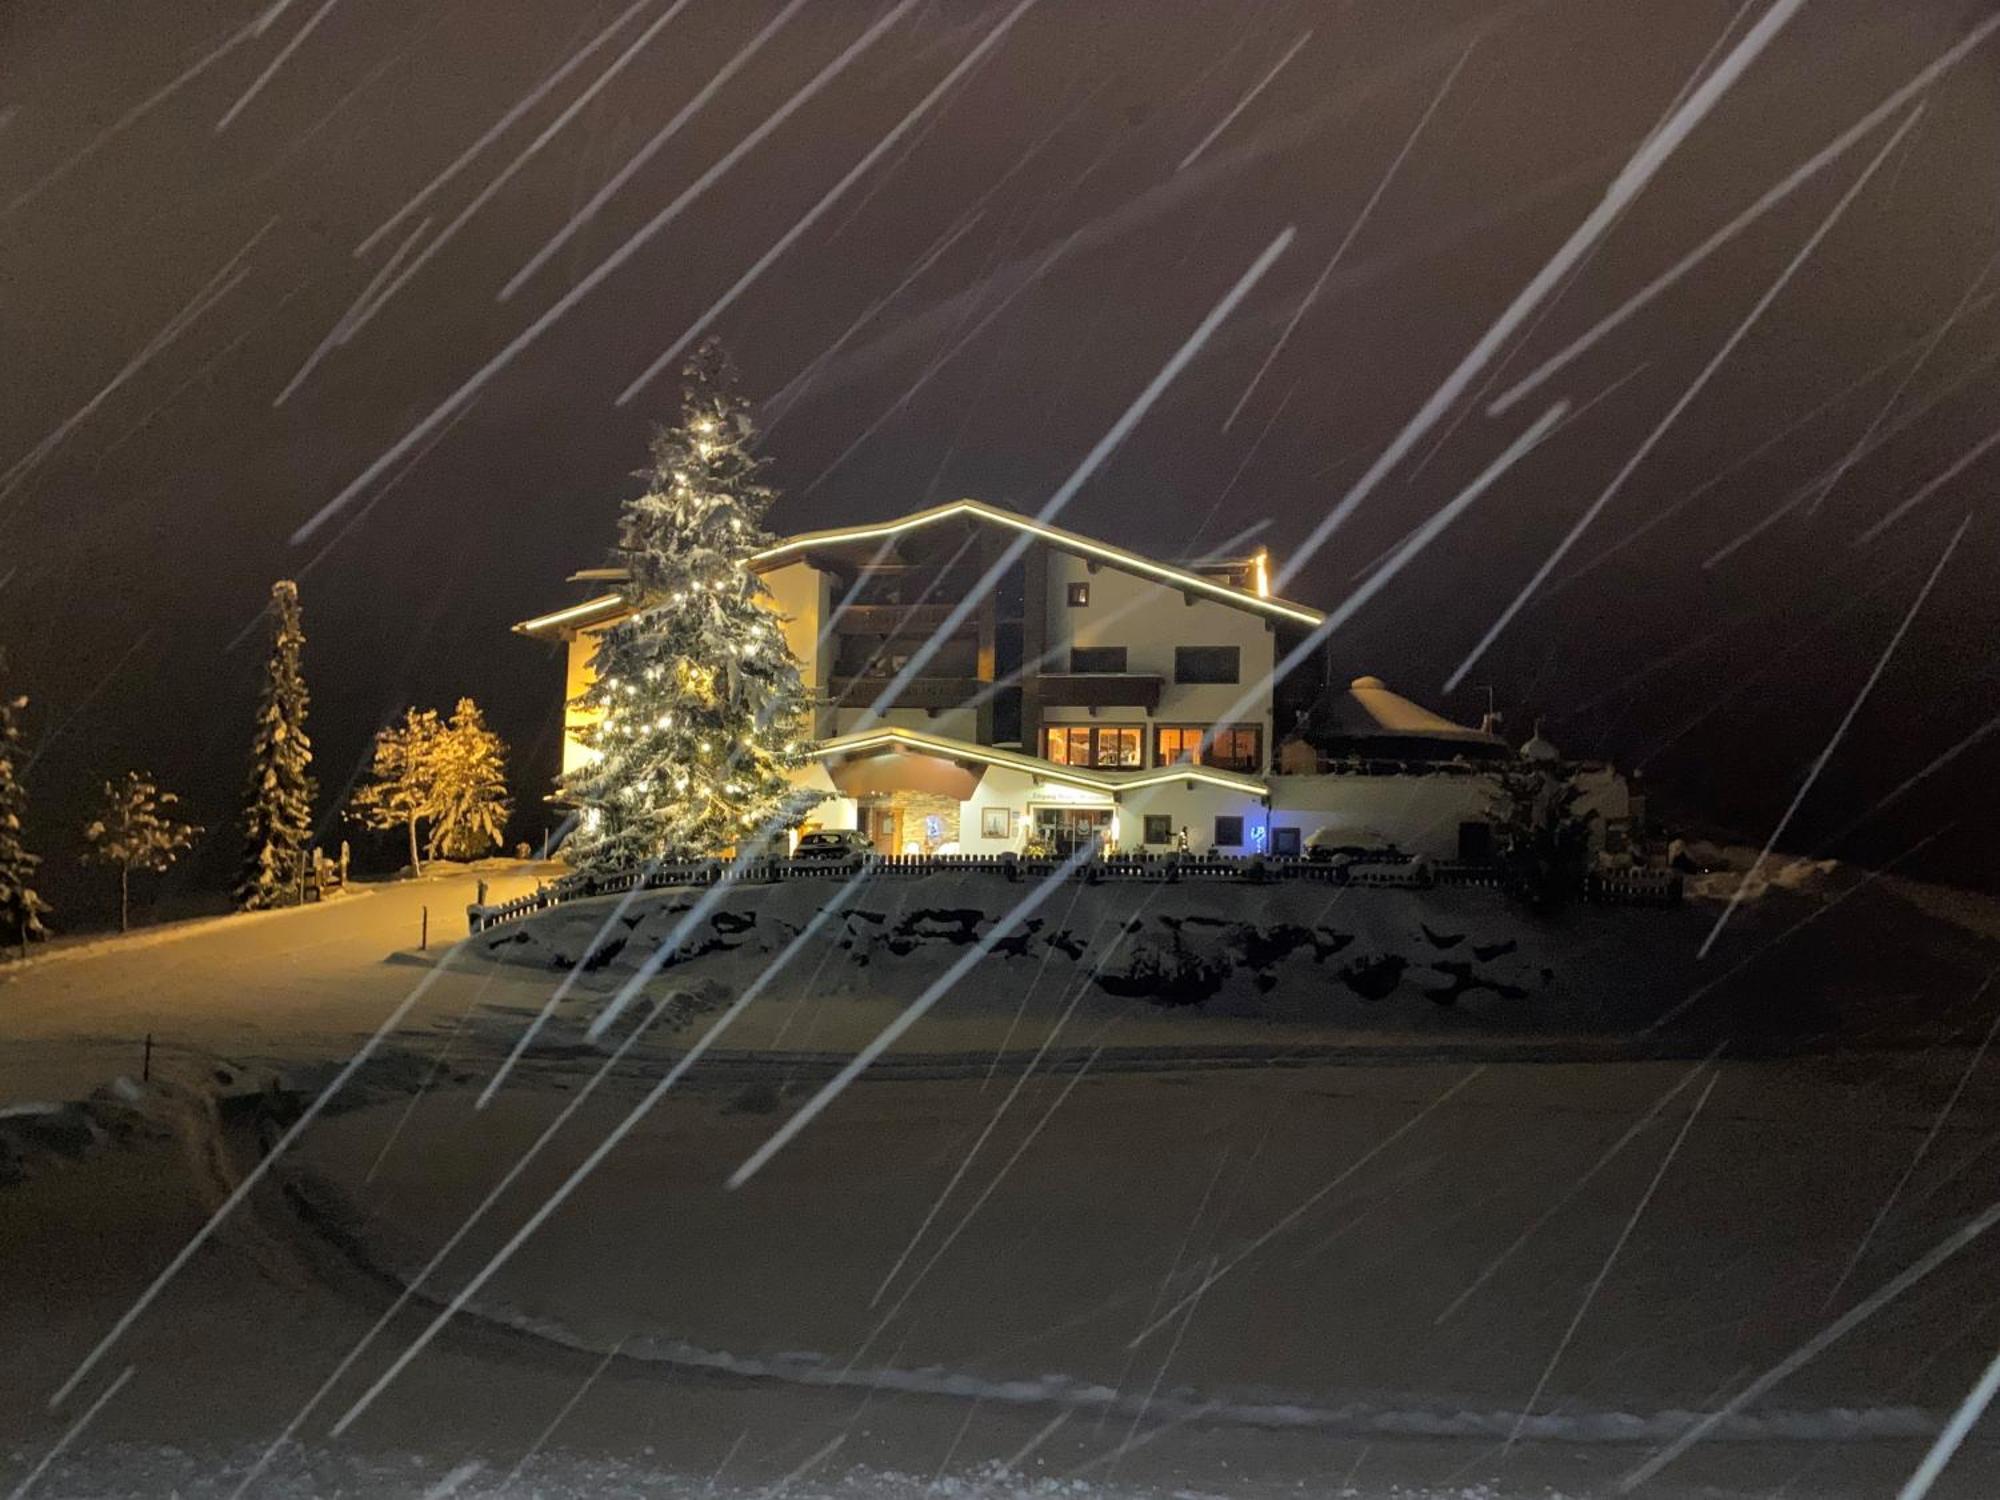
[{"xmin": 1066, "ymin": 582, "xmax": 1090, "ymax": 607}]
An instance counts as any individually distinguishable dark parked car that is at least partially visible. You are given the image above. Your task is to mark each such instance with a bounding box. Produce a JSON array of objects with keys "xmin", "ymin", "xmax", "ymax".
[{"xmin": 792, "ymin": 829, "xmax": 873, "ymax": 860}]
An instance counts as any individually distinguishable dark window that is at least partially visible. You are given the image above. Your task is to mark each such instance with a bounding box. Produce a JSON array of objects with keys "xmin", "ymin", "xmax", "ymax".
[
  {"xmin": 1143, "ymin": 814, "xmax": 1173, "ymax": 846},
  {"xmin": 1271, "ymin": 826, "xmax": 1301, "ymax": 857},
  {"xmin": 1174, "ymin": 645, "xmax": 1240, "ymax": 683},
  {"xmin": 1066, "ymin": 581, "xmax": 1090, "ymax": 607},
  {"xmin": 1213, "ymin": 816, "xmax": 1244, "ymax": 848},
  {"xmin": 1069, "ymin": 645, "xmax": 1127, "ymax": 674}
]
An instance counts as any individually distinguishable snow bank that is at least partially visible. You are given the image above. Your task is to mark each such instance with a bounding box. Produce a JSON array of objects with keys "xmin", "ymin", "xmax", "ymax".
[{"xmin": 470, "ymin": 873, "xmax": 1708, "ymax": 1036}]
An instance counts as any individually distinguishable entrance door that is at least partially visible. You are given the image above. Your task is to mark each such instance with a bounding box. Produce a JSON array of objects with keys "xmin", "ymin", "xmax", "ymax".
[
  {"xmin": 866, "ymin": 806, "xmax": 903, "ymax": 855},
  {"xmin": 1034, "ymin": 806, "xmax": 1111, "ymax": 856}
]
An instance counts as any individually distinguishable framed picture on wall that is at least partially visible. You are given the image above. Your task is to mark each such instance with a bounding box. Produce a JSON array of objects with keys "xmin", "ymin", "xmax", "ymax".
[{"xmin": 981, "ymin": 807, "xmax": 1011, "ymax": 838}]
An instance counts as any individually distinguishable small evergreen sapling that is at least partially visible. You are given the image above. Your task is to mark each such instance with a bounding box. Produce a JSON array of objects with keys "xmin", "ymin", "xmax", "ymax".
[
  {"xmin": 83, "ymin": 771, "xmax": 201, "ymax": 933},
  {"xmin": 0, "ymin": 688, "xmax": 51, "ymax": 956},
  {"xmin": 236, "ymin": 579, "xmax": 317, "ymax": 910},
  {"xmin": 430, "ymin": 698, "xmax": 513, "ymax": 860},
  {"xmin": 562, "ymin": 339, "xmax": 822, "ymax": 870}
]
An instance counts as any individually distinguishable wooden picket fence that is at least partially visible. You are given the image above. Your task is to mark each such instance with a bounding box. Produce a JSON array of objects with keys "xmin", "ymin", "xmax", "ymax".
[{"xmin": 467, "ymin": 850, "xmax": 1679, "ymax": 934}]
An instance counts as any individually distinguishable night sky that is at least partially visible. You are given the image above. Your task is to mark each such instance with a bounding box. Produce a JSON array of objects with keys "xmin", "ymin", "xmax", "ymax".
[{"xmin": 5, "ymin": 0, "xmax": 1999, "ymax": 922}]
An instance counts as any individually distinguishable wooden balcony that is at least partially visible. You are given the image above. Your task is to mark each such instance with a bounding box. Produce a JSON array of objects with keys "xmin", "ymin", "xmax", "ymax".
[
  {"xmin": 832, "ymin": 603, "xmax": 978, "ymax": 639},
  {"xmin": 829, "ymin": 675, "xmax": 983, "ymax": 711},
  {"xmin": 1036, "ymin": 672, "xmax": 1165, "ymax": 714}
]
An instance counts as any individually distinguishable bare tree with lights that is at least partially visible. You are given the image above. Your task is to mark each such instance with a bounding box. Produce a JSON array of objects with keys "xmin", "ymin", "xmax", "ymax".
[
  {"xmin": 235, "ymin": 579, "xmax": 317, "ymax": 910},
  {"xmin": 352, "ymin": 707, "xmax": 446, "ymax": 877},
  {"xmin": 561, "ymin": 339, "xmax": 822, "ymax": 870},
  {"xmin": 0, "ymin": 684, "xmax": 51, "ymax": 957},
  {"xmin": 83, "ymin": 771, "xmax": 200, "ymax": 933}
]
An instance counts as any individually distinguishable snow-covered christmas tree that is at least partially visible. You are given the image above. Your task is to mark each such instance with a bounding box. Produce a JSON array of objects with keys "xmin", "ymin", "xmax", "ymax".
[
  {"xmin": 430, "ymin": 697, "xmax": 513, "ymax": 860},
  {"xmin": 235, "ymin": 579, "xmax": 316, "ymax": 910},
  {"xmin": 0, "ymin": 683, "xmax": 51, "ymax": 956},
  {"xmin": 562, "ymin": 339, "xmax": 822, "ymax": 870}
]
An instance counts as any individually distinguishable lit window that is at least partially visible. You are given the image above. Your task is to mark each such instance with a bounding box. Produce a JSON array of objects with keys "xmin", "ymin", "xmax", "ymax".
[
  {"xmin": 1207, "ymin": 725, "xmax": 1263, "ymax": 773},
  {"xmin": 1155, "ymin": 726, "xmax": 1206, "ymax": 765}
]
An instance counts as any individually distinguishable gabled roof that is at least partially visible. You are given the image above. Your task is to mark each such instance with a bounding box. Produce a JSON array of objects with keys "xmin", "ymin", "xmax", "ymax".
[
  {"xmin": 813, "ymin": 725, "xmax": 1269, "ymax": 798},
  {"xmin": 514, "ymin": 498, "xmax": 1323, "ymax": 639},
  {"xmin": 754, "ymin": 499, "xmax": 1322, "ymax": 626}
]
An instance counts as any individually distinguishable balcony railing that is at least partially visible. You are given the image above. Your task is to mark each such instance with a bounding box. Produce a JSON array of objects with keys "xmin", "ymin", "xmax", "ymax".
[
  {"xmin": 832, "ymin": 604, "xmax": 978, "ymax": 639},
  {"xmin": 1037, "ymin": 672, "xmax": 1166, "ymax": 713},
  {"xmin": 828, "ymin": 675, "xmax": 982, "ymax": 710}
]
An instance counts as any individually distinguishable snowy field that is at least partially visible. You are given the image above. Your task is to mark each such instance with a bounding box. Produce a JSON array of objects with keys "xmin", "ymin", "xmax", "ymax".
[{"xmin": 6, "ymin": 861, "xmax": 2000, "ymax": 1498}]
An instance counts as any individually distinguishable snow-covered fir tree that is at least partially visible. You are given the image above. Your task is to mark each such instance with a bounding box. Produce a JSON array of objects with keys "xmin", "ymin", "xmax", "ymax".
[
  {"xmin": 0, "ymin": 684, "xmax": 51, "ymax": 956},
  {"xmin": 235, "ymin": 579, "xmax": 316, "ymax": 910},
  {"xmin": 562, "ymin": 339, "xmax": 822, "ymax": 870},
  {"xmin": 83, "ymin": 771, "xmax": 200, "ymax": 933},
  {"xmin": 430, "ymin": 698, "xmax": 512, "ymax": 860}
]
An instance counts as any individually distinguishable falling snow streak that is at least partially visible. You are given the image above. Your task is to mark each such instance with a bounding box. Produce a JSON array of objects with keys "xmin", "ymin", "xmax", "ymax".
[
  {"xmin": 499, "ymin": 0, "xmax": 814, "ymax": 300},
  {"xmin": 1349, "ymin": 363, "xmax": 1648, "ymax": 588},
  {"xmin": 801, "ymin": 230, "xmax": 1080, "ymax": 499},
  {"xmin": 1620, "ymin": 1193, "xmax": 2000, "ymax": 1491},
  {"xmin": 727, "ymin": 843, "xmax": 1100, "ymax": 1189},
  {"xmin": 1200, "ymin": 401, "xmax": 1570, "ymax": 758},
  {"xmin": 4, "ymin": 1366, "xmax": 134, "ymax": 1500},
  {"xmin": 1177, "ymin": 29, "xmax": 1313, "ymax": 172},
  {"xmin": 1222, "ymin": 36, "xmax": 1473, "ymax": 432},
  {"xmin": 319, "ymin": 881, "xmax": 870, "ymax": 1440},
  {"xmin": 1, "ymin": 18, "xmax": 259, "ymax": 219},
  {"xmin": 851, "ymin": 226, "xmax": 1294, "ymax": 728},
  {"xmin": 353, "ymin": 0, "xmax": 660, "ymax": 256},
  {"xmin": 50, "ymin": 943, "xmax": 473, "ymax": 1411},
  {"xmin": 1129, "ymin": 1067, "xmax": 1489, "ymax": 1348},
  {"xmin": 1441, "ymin": 106, "xmax": 1924, "ymax": 697},
  {"xmin": 340, "ymin": 0, "xmax": 700, "ymax": 351},
  {"xmin": 215, "ymin": 0, "xmax": 345, "ymax": 132},
  {"xmin": 1900, "ymin": 1340, "xmax": 2000, "ymax": 1499},
  {"xmin": 618, "ymin": 0, "xmax": 1046, "ymax": 406},
  {"xmin": 1699, "ymin": 512, "xmax": 1970, "ymax": 960},
  {"xmin": 498, "ymin": 1338, "xmax": 628, "ymax": 1490},
  {"xmin": 1435, "ymin": 1045, "xmax": 1725, "ymax": 1325},
  {"xmin": 1488, "ymin": 10, "xmax": 2000, "ymax": 417},
  {"xmin": 274, "ymin": 216, "xmax": 433, "ymax": 405},
  {"xmin": 1506, "ymin": 1071, "xmax": 1719, "ymax": 1449},
  {"xmin": 1823, "ymin": 967, "xmax": 2000, "ymax": 1311},
  {"xmin": 1261, "ymin": 0, "xmax": 1807, "ymax": 592},
  {"xmin": 760, "ymin": 210, "xmax": 987, "ymax": 433},
  {"xmin": 226, "ymin": 992, "xmax": 680, "ymax": 1497},
  {"xmin": 0, "ymin": 218, "xmax": 278, "ymax": 506},
  {"xmin": 1854, "ymin": 417, "xmax": 2000, "ymax": 545},
  {"xmin": 1820, "ymin": 710, "xmax": 2000, "ymax": 849},
  {"xmin": 477, "ymin": 857, "xmax": 672, "ymax": 1107},
  {"xmin": 292, "ymin": 0, "xmax": 917, "ymax": 543}
]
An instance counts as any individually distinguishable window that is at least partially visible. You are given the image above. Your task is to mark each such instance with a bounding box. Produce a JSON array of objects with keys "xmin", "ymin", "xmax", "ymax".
[
  {"xmin": 981, "ymin": 807, "xmax": 1012, "ymax": 838},
  {"xmin": 1042, "ymin": 725, "xmax": 1143, "ymax": 768},
  {"xmin": 1143, "ymin": 814, "xmax": 1173, "ymax": 846},
  {"xmin": 1271, "ymin": 826, "xmax": 1301, "ymax": 857},
  {"xmin": 1207, "ymin": 725, "xmax": 1263, "ymax": 773},
  {"xmin": 1066, "ymin": 581, "xmax": 1090, "ymax": 607},
  {"xmin": 1174, "ymin": 645, "xmax": 1239, "ymax": 683},
  {"xmin": 1156, "ymin": 726, "xmax": 1203, "ymax": 765},
  {"xmin": 1153, "ymin": 724, "xmax": 1262, "ymax": 771},
  {"xmin": 1213, "ymin": 815, "xmax": 1245, "ymax": 848},
  {"xmin": 1068, "ymin": 645, "xmax": 1127, "ymax": 674}
]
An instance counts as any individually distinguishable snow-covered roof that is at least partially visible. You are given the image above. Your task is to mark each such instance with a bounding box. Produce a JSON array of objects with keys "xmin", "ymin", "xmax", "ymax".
[
  {"xmin": 514, "ymin": 498, "xmax": 1323, "ymax": 639},
  {"xmin": 1300, "ymin": 676, "xmax": 1508, "ymax": 753}
]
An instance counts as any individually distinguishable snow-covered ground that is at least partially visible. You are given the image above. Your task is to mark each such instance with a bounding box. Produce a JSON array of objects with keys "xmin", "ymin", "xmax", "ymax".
[{"xmin": 5, "ymin": 859, "xmax": 2000, "ymax": 1497}]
